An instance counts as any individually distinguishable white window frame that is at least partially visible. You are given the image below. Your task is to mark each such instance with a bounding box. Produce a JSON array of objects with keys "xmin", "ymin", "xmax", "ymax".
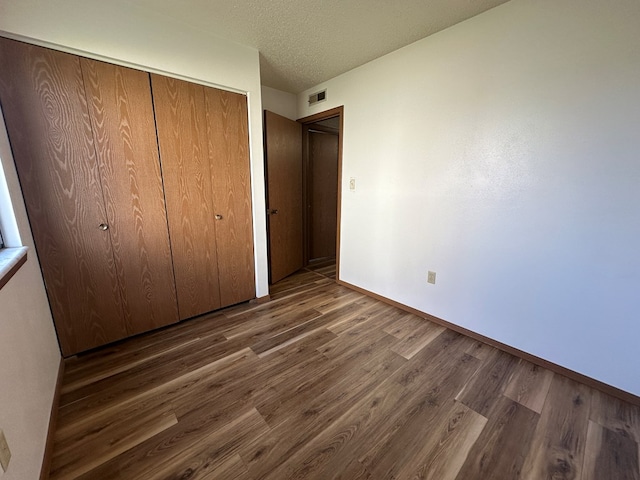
[{"xmin": 0, "ymin": 105, "xmax": 28, "ymax": 289}]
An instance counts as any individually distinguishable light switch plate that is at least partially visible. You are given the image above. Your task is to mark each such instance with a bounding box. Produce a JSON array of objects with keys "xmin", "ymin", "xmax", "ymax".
[
  {"xmin": 349, "ymin": 177, "xmax": 356, "ymax": 191},
  {"xmin": 0, "ymin": 429, "xmax": 10, "ymax": 473},
  {"xmin": 427, "ymin": 271, "xmax": 436, "ymax": 284}
]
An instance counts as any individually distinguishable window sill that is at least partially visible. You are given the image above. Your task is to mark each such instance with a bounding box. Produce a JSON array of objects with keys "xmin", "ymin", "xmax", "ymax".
[{"xmin": 0, "ymin": 246, "xmax": 28, "ymax": 290}]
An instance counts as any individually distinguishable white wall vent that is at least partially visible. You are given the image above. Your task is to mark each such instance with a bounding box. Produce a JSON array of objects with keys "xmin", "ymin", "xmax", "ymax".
[{"xmin": 308, "ymin": 89, "xmax": 327, "ymax": 105}]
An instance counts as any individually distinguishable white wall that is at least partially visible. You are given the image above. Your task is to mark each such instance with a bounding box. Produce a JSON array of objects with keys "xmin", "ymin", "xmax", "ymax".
[
  {"xmin": 0, "ymin": 0, "xmax": 269, "ymax": 300},
  {"xmin": 298, "ymin": 0, "xmax": 640, "ymax": 396},
  {"xmin": 0, "ymin": 107, "xmax": 61, "ymax": 480},
  {"xmin": 261, "ymin": 86, "xmax": 298, "ymax": 120}
]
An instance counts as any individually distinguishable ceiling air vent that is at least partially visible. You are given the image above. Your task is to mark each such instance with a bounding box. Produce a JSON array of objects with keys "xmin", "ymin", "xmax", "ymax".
[{"xmin": 308, "ymin": 89, "xmax": 327, "ymax": 105}]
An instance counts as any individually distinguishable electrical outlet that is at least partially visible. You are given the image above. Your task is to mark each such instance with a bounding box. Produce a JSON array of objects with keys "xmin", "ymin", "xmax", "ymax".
[
  {"xmin": 427, "ymin": 271, "xmax": 436, "ymax": 284},
  {"xmin": 349, "ymin": 177, "xmax": 356, "ymax": 191},
  {"xmin": 0, "ymin": 429, "xmax": 11, "ymax": 474}
]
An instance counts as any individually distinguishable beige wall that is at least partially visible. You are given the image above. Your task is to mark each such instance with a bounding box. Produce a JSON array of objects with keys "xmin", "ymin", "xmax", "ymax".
[{"xmin": 0, "ymin": 107, "xmax": 60, "ymax": 480}]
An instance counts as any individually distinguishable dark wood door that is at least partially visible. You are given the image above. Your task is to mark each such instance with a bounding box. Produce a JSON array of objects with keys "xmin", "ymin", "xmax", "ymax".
[
  {"xmin": 309, "ymin": 131, "xmax": 339, "ymax": 260},
  {"xmin": 151, "ymin": 74, "xmax": 222, "ymax": 319},
  {"xmin": 264, "ymin": 110, "xmax": 303, "ymax": 283},
  {"xmin": 0, "ymin": 38, "xmax": 126, "ymax": 355},
  {"xmin": 205, "ymin": 88, "xmax": 255, "ymax": 306},
  {"xmin": 80, "ymin": 58, "xmax": 179, "ymax": 333}
]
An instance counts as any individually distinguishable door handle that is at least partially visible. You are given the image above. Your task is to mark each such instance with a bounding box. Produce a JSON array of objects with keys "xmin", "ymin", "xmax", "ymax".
[
  {"xmin": 267, "ymin": 209, "xmax": 279, "ymax": 215},
  {"xmin": 98, "ymin": 223, "xmax": 109, "ymax": 231},
  {"xmin": 215, "ymin": 214, "xmax": 223, "ymax": 220}
]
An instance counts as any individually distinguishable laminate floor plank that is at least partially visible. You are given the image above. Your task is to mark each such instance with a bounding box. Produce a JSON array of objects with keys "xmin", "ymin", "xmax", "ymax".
[
  {"xmin": 168, "ymin": 347, "xmax": 296, "ymax": 417},
  {"xmin": 152, "ymin": 409, "xmax": 268, "ymax": 480},
  {"xmin": 583, "ymin": 420, "xmax": 639, "ymax": 480},
  {"xmin": 250, "ymin": 350, "xmax": 336, "ymax": 412},
  {"xmin": 268, "ymin": 334, "xmax": 475, "ymax": 480},
  {"xmin": 590, "ymin": 388, "xmax": 640, "ymax": 443},
  {"xmin": 520, "ymin": 374, "xmax": 592, "ymax": 480},
  {"xmin": 267, "ymin": 277, "xmax": 333, "ymax": 302},
  {"xmin": 61, "ymin": 337, "xmax": 203, "ymax": 395},
  {"xmin": 224, "ymin": 307, "xmax": 323, "ymax": 343},
  {"xmin": 454, "ymin": 347, "xmax": 520, "ymax": 417},
  {"xmin": 464, "ymin": 339, "xmax": 495, "ymax": 360},
  {"xmin": 315, "ymin": 266, "xmax": 337, "ymax": 279},
  {"xmin": 321, "ymin": 332, "xmax": 469, "ymax": 470},
  {"xmin": 268, "ymin": 271, "xmax": 332, "ymax": 298},
  {"xmin": 261, "ymin": 377, "xmax": 407, "ymax": 480},
  {"xmin": 339, "ymin": 303, "xmax": 418, "ymax": 335},
  {"xmin": 240, "ymin": 351, "xmax": 406, "ymax": 478},
  {"xmin": 221, "ymin": 283, "xmax": 348, "ymax": 330},
  {"xmin": 179, "ymin": 453, "xmax": 253, "ymax": 480},
  {"xmin": 390, "ymin": 329, "xmax": 469, "ymax": 389},
  {"xmin": 454, "ymin": 396, "xmax": 540, "ymax": 480},
  {"xmin": 313, "ymin": 289, "xmax": 363, "ymax": 314},
  {"xmin": 56, "ymin": 347, "xmax": 257, "ymax": 439},
  {"xmin": 58, "ymin": 335, "xmax": 249, "ymax": 421},
  {"xmin": 49, "ymin": 262, "xmax": 640, "ymax": 480},
  {"xmin": 52, "ymin": 403, "xmax": 175, "ymax": 458},
  {"xmin": 360, "ymin": 339, "xmax": 479, "ymax": 476},
  {"xmin": 389, "ymin": 319, "xmax": 446, "ymax": 359},
  {"xmin": 224, "ymin": 281, "xmax": 337, "ymax": 323},
  {"xmin": 327, "ymin": 457, "xmax": 371, "ymax": 480},
  {"xmin": 50, "ymin": 411, "xmax": 178, "ymax": 480},
  {"xmin": 306, "ymin": 258, "xmax": 337, "ymax": 280},
  {"xmin": 222, "ymin": 294, "xmax": 321, "ymax": 328},
  {"xmin": 317, "ymin": 325, "xmax": 397, "ymax": 363},
  {"xmin": 270, "ymin": 326, "xmax": 339, "ymax": 356},
  {"xmin": 249, "ymin": 301, "xmax": 365, "ymax": 356},
  {"xmin": 383, "ymin": 312, "xmax": 432, "ymax": 339},
  {"xmin": 394, "ymin": 401, "xmax": 487, "ymax": 480},
  {"xmin": 325, "ymin": 300, "xmax": 395, "ymax": 335},
  {"xmin": 78, "ymin": 407, "xmax": 267, "ymax": 480},
  {"xmin": 79, "ymin": 353, "xmax": 267, "ymax": 473},
  {"xmin": 63, "ymin": 309, "xmax": 231, "ymax": 372},
  {"xmin": 503, "ymin": 359, "xmax": 555, "ymax": 414},
  {"xmin": 60, "ymin": 332, "xmax": 230, "ymax": 405},
  {"xmin": 256, "ymin": 347, "xmax": 405, "ymax": 433}
]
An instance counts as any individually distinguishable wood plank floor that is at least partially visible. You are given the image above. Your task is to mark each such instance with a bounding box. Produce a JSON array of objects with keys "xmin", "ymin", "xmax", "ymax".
[{"xmin": 50, "ymin": 262, "xmax": 640, "ymax": 479}]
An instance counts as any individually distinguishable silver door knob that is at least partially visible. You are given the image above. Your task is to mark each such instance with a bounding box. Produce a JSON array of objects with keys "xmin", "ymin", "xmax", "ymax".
[
  {"xmin": 98, "ymin": 223, "xmax": 109, "ymax": 231},
  {"xmin": 215, "ymin": 214, "xmax": 223, "ymax": 220}
]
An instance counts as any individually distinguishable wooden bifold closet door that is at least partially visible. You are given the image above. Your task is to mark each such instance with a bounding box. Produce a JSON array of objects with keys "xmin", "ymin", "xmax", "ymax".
[
  {"xmin": 0, "ymin": 38, "xmax": 178, "ymax": 355},
  {"xmin": 80, "ymin": 58, "xmax": 179, "ymax": 334},
  {"xmin": 0, "ymin": 37, "xmax": 255, "ymax": 355},
  {"xmin": 151, "ymin": 74, "xmax": 255, "ymax": 319}
]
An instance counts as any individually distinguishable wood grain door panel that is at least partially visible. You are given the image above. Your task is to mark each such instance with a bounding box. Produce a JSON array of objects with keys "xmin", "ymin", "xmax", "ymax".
[
  {"xmin": 264, "ymin": 111, "xmax": 303, "ymax": 283},
  {"xmin": 81, "ymin": 59, "xmax": 179, "ymax": 333},
  {"xmin": 151, "ymin": 74, "xmax": 222, "ymax": 319},
  {"xmin": 205, "ymin": 88, "xmax": 255, "ymax": 306},
  {"xmin": 309, "ymin": 131, "xmax": 339, "ymax": 260},
  {"xmin": 0, "ymin": 38, "xmax": 126, "ymax": 355}
]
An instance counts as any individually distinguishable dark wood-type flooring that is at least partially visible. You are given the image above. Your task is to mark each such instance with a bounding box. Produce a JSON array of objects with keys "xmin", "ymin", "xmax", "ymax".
[{"xmin": 50, "ymin": 260, "xmax": 640, "ymax": 479}]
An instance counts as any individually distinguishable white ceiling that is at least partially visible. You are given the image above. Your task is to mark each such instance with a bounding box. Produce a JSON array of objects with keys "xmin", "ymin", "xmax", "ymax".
[{"xmin": 131, "ymin": 0, "xmax": 510, "ymax": 93}]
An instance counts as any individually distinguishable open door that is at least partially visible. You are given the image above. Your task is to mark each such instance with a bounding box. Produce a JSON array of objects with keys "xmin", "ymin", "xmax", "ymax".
[
  {"xmin": 264, "ymin": 110, "xmax": 303, "ymax": 283},
  {"xmin": 264, "ymin": 106, "xmax": 343, "ymax": 285}
]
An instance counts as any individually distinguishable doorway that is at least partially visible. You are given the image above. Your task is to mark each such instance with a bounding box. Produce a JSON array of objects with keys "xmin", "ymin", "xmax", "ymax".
[
  {"xmin": 303, "ymin": 116, "xmax": 340, "ymax": 277},
  {"xmin": 264, "ymin": 106, "xmax": 343, "ymax": 284}
]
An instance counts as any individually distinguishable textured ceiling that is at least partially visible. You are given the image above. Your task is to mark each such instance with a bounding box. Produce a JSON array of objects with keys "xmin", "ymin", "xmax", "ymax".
[{"xmin": 131, "ymin": 0, "xmax": 510, "ymax": 93}]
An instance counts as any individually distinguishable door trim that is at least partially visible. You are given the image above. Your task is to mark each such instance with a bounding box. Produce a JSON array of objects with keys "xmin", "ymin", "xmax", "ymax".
[{"xmin": 298, "ymin": 106, "xmax": 344, "ymax": 282}]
